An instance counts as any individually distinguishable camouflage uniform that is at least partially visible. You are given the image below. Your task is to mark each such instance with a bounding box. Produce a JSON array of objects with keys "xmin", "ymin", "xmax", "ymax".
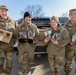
[
  {"xmin": 75, "ymin": 51, "xmax": 76, "ymax": 63},
  {"xmin": 65, "ymin": 20, "xmax": 76, "ymax": 74},
  {"xmin": 46, "ymin": 16, "xmax": 70, "ymax": 75},
  {"xmin": 15, "ymin": 22, "xmax": 39, "ymax": 75},
  {"xmin": 0, "ymin": 16, "xmax": 18, "ymax": 74}
]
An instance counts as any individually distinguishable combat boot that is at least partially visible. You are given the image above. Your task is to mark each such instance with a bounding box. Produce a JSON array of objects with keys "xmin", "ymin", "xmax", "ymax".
[
  {"xmin": 3, "ymin": 73, "xmax": 8, "ymax": 75},
  {"xmin": 0, "ymin": 73, "xmax": 3, "ymax": 75},
  {"xmin": 22, "ymin": 72, "xmax": 30, "ymax": 75},
  {"xmin": 18, "ymin": 71, "xmax": 23, "ymax": 75},
  {"xmin": 75, "ymin": 67, "xmax": 76, "ymax": 73},
  {"xmin": 28, "ymin": 71, "xmax": 31, "ymax": 75},
  {"xmin": 66, "ymin": 72, "xmax": 69, "ymax": 75},
  {"xmin": 51, "ymin": 73, "xmax": 55, "ymax": 75}
]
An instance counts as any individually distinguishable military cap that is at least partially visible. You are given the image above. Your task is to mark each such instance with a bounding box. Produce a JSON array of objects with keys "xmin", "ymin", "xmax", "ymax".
[
  {"xmin": 24, "ymin": 12, "xmax": 31, "ymax": 19},
  {"xmin": 50, "ymin": 16, "xmax": 61, "ymax": 25},
  {"xmin": 0, "ymin": 5, "xmax": 8, "ymax": 11},
  {"xmin": 69, "ymin": 9, "xmax": 76, "ymax": 14}
]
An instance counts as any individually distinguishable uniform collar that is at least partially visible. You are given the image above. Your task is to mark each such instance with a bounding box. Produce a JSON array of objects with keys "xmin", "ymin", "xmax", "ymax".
[
  {"xmin": 23, "ymin": 21, "xmax": 31, "ymax": 27},
  {"xmin": 0, "ymin": 16, "xmax": 11, "ymax": 23},
  {"xmin": 68, "ymin": 20, "xmax": 76, "ymax": 26},
  {"xmin": 51, "ymin": 25, "xmax": 61, "ymax": 31}
]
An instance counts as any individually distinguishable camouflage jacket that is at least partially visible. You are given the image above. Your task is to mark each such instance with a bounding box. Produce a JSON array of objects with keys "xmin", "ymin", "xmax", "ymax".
[
  {"xmin": 65, "ymin": 20, "xmax": 76, "ymax": 49},
  {"xmin": 15, "ymin": 22, "xmax": 40, "ymax": 45},
  {"xmin": 46, "ymin": 25, "xmax": 70, "ymax": 55},
  {"xmin": 0, "ymin": 17, "xmax": 18, "ymax": 48}
]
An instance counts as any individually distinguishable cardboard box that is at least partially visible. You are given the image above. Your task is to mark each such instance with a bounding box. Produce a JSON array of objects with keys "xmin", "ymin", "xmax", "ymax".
[
  {"xmin": 39, "ymin": 28, "xmax": 49, "ymax": 41},
  {"xmin": 0, "ymin": 29, "xmax": 12, "ymax": 43},
  {"xmin": 36, "ymin": 28, "xmax": 49, "ymax": 46}
]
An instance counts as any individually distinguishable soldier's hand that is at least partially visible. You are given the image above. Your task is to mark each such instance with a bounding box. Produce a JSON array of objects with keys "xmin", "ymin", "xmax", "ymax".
[
  {"xmin": 69, "ymin": 41, "xmax": 75, "ymax": 46},
  {"xmin": 51, "ymin": 38, "xmax": 58, "ymax": 44},
  {"xmin": 28, "ymin": 39, "xmax": 33, "ymax": 43},
  {"xmin": 19, "ymin": 38, "xmax": 27, "ymax": 43},
  {"xmin": 44, "ymin": 37, "xmax": 50, "ymax": 43}
]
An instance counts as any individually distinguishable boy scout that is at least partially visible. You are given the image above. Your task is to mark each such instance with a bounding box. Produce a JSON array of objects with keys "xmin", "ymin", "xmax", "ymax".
[
  {"xmin": 44, "ymin": 16, "xmax": 70, "ymax": 75},
  {"xmin": 0, "ymin": 5, "xmax": 18, "ymax": 75},
  {"xmin": 65, "ymin": 9, "xmax": 76, "ymax": 75},
  {"xmin": 15, "ymin": 12, "xmax": 39, "ymax": 75}
]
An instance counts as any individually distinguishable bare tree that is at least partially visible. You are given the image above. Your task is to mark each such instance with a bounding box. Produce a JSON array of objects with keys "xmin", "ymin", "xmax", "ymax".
[
  {"xmin": 61, "ymin": 12, "xmax": 68, "ymax": 17},
  {"xmin": 21, "ymin": 5, "xmax": 45, "ymax": 18}
]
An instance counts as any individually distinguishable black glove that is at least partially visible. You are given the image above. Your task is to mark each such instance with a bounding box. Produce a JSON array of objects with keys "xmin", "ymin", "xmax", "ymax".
[
  {"xmin": 19, "ymin": 38, "xmax": 26, "ymax": 43},
  {"xmin": 28, "ymin": 39, "xmax": 33, "ymax": 43}
]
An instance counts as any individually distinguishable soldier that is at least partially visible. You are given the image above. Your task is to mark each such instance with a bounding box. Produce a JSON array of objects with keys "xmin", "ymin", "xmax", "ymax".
[
  {"xmin": 64, "ymin": 9, "xmax": 76, "ymax": 75},
  {"xmin": 0, "ymin": 5, "xmax": 18, "ymax": 75},
  {"xmin": 44, "ymin": 16, "xmax": 70, "ymax": 75},
  {"xmin": 15, "ymin": 12, "xmax": 39, "ymax": 75}
]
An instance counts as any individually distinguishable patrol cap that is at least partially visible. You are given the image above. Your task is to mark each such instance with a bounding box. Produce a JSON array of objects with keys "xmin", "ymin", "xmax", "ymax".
[
  {"xmin": 50, "ymin": 16, "xmax": 61, "ymax": 25},
  {"xmin": 69, "ymin": 9, "xmax": 76, "ymax": 14},
  {"xmin": 24, "ymin": 12, "xmax": 31, "ymax": 19},
  {"xmin": 0, "ymin": 5, "xmax": 8, "ymax": 11}
]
